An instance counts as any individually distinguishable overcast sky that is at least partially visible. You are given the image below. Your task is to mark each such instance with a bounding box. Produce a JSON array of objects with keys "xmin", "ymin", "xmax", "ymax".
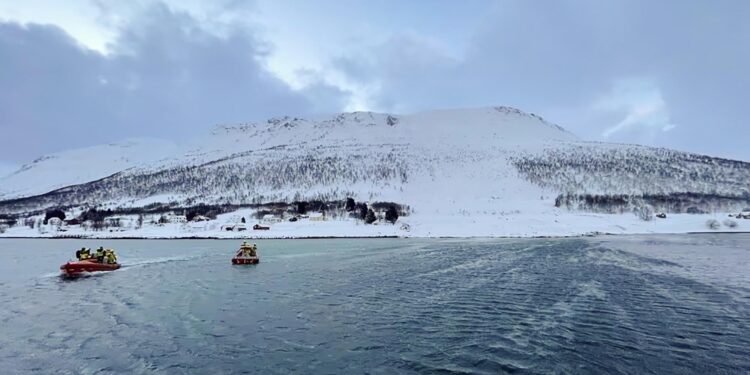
[{"xmin": 1, "ymin": 0, "xmax": 748, "ymax": 176}]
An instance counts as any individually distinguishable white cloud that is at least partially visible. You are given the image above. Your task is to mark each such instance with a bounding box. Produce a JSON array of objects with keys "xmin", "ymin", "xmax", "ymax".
[
  {"xmin": 597, "ymin": 78, "xmax": 675, "ymax": 140},
  {"xmin": 0, "ymin": 0, "xmax": 114, "ymax": 52},
  {"xmin": 0, "ymin": 4, "xmax": 349, "ymax": 163},
  {"xmin": 1, "ymin": 0, "xmax": 749, "ymax": 162}
]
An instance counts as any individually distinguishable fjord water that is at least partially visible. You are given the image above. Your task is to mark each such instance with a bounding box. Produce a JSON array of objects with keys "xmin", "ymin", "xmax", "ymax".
[{"xmin": 0, "ymin": 236, "xmax": 748, "ymax": 374}]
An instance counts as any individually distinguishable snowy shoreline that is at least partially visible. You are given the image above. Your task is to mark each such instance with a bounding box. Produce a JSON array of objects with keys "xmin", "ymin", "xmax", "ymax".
[
  {"xmin": 2, "ymin": 211, "xmax": 746, "ymax": 240},
  {"xmin": 1, "ymin": 232, "xmax": 748, "ymax": 240}
]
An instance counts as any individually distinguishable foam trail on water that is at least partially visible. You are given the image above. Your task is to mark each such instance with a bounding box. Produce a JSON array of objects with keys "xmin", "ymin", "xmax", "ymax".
[{"xmin": 121, "ymin": 253, "xmax": 211, "ymax": 269}]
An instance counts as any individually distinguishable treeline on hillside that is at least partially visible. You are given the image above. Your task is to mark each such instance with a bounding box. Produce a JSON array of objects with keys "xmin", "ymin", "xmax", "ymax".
[
  {"xmin": 5, "ymin": 198, "xmax": 410, "ymax": 230},
  {"xmin": 248, "ymin": 198, "xmax": 409, "ymax": 224},
  {"xmin": 0, "ymin": 145, "xmax": 412, "ymax": 216},
  {"xmin": 511, "ymin": 144, "xmax": 750, "ymax": 196},
  {"xmin": 99, "ymin": 199, "xmax": 410, "ymax": 223},
  {"xmin": 555, "ymin": 192, "xmax": 750, "ymax": 215}
]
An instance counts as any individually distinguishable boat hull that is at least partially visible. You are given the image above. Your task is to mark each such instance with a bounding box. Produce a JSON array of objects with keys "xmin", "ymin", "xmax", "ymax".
[
  {"xmin": 60, "ymin": 260, "xmax": 121, "ymax": 275},
  {"xmin": 232, "ymin": 257, "xmax": 259, "ymax": 265}
]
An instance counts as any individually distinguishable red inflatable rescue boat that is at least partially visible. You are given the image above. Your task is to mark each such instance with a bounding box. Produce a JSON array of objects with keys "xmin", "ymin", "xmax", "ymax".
[
  {"xmin": 60, "ymin": 259, "xmax": 121, "ymax": 275},
  {"xmin": 232, "ymin": 241, "xmax": 260, "ymax": 265}
]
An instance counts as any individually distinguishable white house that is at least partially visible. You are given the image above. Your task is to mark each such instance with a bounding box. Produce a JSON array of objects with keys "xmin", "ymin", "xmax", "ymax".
[
  {"xmin": 308, "ymin": 212, "xmax": 326, "ymax": 221},
  {"xmin": 262, "ymin": 214, "xmax": 281, "ymax": 223},
  {"xmin": 169, "ymin": 215, "xmax": 188, "ymax": 224}
]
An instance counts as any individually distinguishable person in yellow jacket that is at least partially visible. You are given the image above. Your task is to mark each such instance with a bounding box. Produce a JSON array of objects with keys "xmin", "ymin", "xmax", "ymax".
[
  {"xmin": 104, "ymin": 249, "xmax": 118, "ymax": 264},
  {"xmin": 80, "ymin": 248, "xmax": 91, "ymax": 260},
  {"xmin": 95, "ymin": 247, "xmax": 105, "ymax": 262},
  {"xmin": 236, "ymin": 242, "xmax": 257, "ymax": 257}
]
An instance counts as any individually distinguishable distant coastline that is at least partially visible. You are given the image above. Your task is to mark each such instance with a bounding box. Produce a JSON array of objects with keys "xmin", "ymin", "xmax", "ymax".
[{"xmin": 2, "ymin": 231, "xmax": 748, "ymax": 240}]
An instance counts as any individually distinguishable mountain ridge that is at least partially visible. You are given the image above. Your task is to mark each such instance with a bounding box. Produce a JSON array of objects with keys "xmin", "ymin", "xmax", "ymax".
[{"xmin": 1, "ymin": 106, "xmax": 749, "ymax": 238}]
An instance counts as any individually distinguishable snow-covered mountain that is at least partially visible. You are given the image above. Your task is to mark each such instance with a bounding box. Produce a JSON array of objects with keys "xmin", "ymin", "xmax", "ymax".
[
  {"xmin": 1, "ymin": 106, "xmax": 749, "ymax": 237},
  {"xmin": 0, "ymin": 138, "xmax": 177, "ymax": 200}
]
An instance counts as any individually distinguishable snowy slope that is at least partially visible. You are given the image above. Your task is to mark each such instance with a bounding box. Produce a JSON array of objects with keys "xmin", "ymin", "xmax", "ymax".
[
  {"xmin": 0, "ymin": 107, "xmax": 577, "ymax": 212},
  {"xmin": 0, "ymin": 138, "xmax": 177, "ymax": 200},
  {"xmin": 1, "ymin": 106, "xmax": 749, "ymax": 238},
  {"xmin": 148, "ymin": 106, "xmax": 575, "ymax": 170}
]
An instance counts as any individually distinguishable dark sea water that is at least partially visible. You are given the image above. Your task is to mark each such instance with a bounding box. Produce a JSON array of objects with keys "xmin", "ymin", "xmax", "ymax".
[{"xmin": 0, "ymin": 235, "xmax": 748, "ymax": 374}]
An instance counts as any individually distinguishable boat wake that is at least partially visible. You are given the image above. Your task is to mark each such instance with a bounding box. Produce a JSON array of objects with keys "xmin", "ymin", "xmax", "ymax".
[
  {"xmin": 120, "ymin": 254, "xmax": 211, "ymax": 269},
  {"xmin": 37, "ymin": 253, "xmax": 211, "ymax": 280}
]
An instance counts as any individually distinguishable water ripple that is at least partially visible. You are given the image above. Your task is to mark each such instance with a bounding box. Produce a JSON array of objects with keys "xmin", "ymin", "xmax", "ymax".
[{"xmin": 0, "ymin": 237, "xmax": 748, "ymax": 374}]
